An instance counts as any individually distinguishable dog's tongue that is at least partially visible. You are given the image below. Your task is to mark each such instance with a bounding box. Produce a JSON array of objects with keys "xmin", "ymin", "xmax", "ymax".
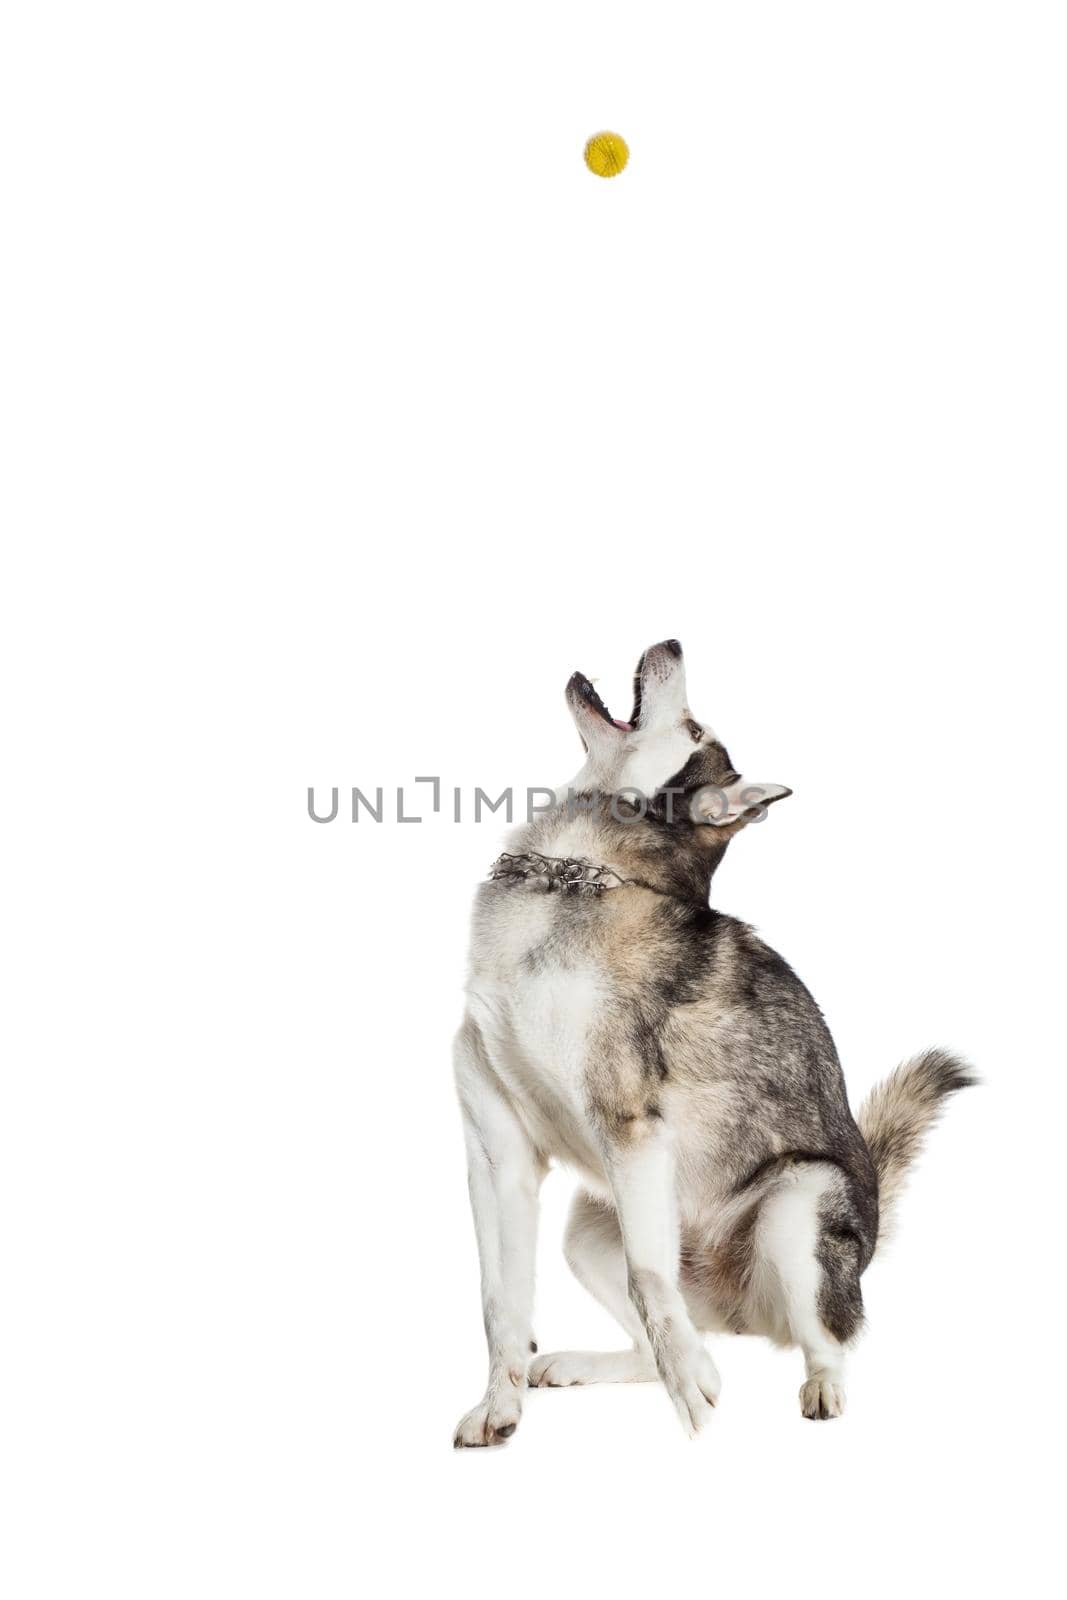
[{"xmin": 613, "ymin": 719, "xmax": 632, "ymax": 731}]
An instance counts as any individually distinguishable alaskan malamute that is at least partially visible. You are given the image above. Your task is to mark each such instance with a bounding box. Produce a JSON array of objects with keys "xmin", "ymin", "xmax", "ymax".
[{"xmin": 453, "ymin": 640, "xmax": 972, "ymax": 1446}]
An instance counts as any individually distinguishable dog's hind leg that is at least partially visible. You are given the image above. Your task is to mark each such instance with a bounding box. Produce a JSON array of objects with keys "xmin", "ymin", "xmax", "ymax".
[
  {"xmin": 529, "ymin": 1191, "xmax": 658, "ymax": 1387},
  {"xmin": 452, "ymin": 1017, "xmax": 547, "ymax": 1447},
  {"xmin": 747, "ymin": 1162, "xmax": 865, "ymax": 1420}
]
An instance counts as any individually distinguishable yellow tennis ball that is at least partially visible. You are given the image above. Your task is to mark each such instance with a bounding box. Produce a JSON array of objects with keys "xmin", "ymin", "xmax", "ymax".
[{"xmin": 584, "ymin": 131, "xmax": 629, "ymax": 178}]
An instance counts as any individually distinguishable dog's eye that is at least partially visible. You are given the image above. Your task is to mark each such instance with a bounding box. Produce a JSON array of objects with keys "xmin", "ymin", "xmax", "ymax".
[{"xmin": 686, "ymin": 720, "xmax": 703, "ymax": 741}]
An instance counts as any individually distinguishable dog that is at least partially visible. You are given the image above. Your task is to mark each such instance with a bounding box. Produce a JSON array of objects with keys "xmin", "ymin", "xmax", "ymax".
[{"xmin": 452, "ymin": 640, "xmax": 973, "ymax": 1446}]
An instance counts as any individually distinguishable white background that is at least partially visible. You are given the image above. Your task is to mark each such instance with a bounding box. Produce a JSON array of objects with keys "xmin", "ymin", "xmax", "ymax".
[{"xmin": 2, "ymin": 2, "xmax": 1064, "ymax": 1595}]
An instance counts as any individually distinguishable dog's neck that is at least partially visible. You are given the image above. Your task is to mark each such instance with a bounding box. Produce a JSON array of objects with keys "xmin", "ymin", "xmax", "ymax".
[
  {"xmin": 510, "ymin": 792, "xmax": 731, "ymax": 908},
  {"xmin": 488, "ymin": 851, "xmax": 657, "ymax": 898}
]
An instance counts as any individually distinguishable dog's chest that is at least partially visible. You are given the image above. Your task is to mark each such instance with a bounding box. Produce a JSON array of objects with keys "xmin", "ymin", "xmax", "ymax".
[
  {"xmin": 508, "ymin": 963, "xmax": 606, "ymax": 1087},
  {"xmin": 468, "ymin": 919, "xmax": 609, "ymax": 1170}
]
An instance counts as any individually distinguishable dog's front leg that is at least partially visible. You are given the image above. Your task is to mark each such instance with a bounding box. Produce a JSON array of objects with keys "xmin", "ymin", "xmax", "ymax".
[
  {"xmin": 452, "ymin": 1017, "xmax": 545, "ymax": 1448},
  {"xmin": 602, "ymin": 1123, "xmax": 721, "ymax": 1436}
]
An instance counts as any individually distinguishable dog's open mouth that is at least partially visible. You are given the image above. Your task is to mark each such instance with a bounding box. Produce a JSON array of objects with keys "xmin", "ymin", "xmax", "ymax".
[
  {"xmin": 631, "ymin": 652, "xmax": 646, "ymax": 729},
  {"xmin": 569, "ymin": 671, "xmax": 633, "ymax": 732}
]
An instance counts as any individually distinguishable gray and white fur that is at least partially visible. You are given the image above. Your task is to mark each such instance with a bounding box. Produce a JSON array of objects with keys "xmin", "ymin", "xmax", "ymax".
[{"xmin": 452, "ymin": 640, "xmax": 974, "ymax": 1446}]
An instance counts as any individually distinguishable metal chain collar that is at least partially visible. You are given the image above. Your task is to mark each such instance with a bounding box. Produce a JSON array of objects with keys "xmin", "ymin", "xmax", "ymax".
[{"xmin": 487, "ymin": 851, "xmax": 631, "ymax": 897}]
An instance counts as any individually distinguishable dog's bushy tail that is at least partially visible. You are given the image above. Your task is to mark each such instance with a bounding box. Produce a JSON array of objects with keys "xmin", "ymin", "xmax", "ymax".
[{"xmin": 858, "ymin": 1048, "xmax": 977, "ymax": 1245}]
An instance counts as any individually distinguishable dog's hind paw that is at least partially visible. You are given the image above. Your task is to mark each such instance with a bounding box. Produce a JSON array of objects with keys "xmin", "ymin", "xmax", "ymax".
[
  {"xmin": 529, "ymin": 1348, "xmax": 657, "ymax": 1386},
  {"xmin": 799, "ymin": 1375, "xmax": 846, "ymax": 1420}
]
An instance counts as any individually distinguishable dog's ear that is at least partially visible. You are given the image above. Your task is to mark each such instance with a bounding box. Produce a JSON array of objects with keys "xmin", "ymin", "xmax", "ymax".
[
  {"xmin": 691, "ymin": 777, "xmax": 792, "ymax": 829},
  {"xmin": 655, "ymin": 746, "xmax": 791, "ymax": 832}
]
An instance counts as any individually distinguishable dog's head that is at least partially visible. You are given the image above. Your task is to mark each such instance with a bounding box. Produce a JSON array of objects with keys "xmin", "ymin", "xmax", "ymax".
[{"xmin": 566, "ymin": 639, "xmax": 791, "ymax": 830}]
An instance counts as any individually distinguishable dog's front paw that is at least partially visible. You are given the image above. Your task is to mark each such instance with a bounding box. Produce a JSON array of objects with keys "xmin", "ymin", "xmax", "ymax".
[
  {"xmin": 799, "ymin": 1375, "xmax": 846, "ymax": 1420},
  {"xmin": 453, "ymin": 1361, "xmax": 527, "ymax": 1448},
  {"xmin": 664, "ymin": 1345, "xmax": 721, "ymax": 1437},
  {"xmin": 453, "ymin": 1390, "xmax": 523, "ymax": 1448}
]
